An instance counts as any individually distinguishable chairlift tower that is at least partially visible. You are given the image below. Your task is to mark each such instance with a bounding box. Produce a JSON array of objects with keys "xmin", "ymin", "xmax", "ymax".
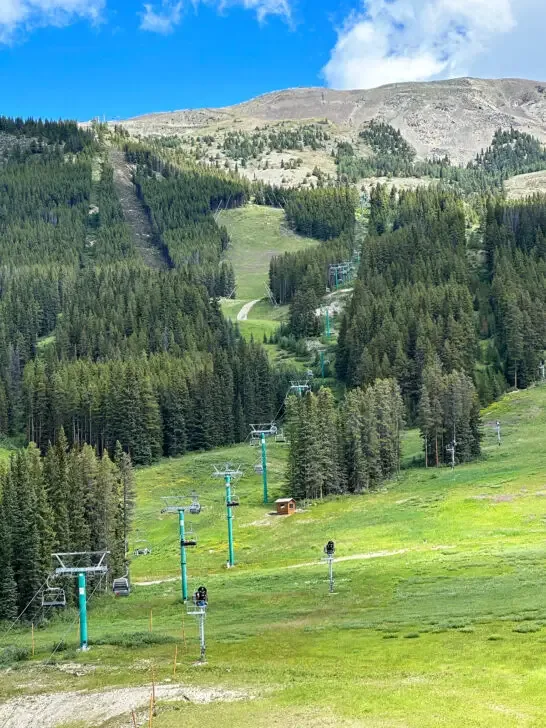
[
  {"xmin": 318, "ymin": 348, "xmax": 327, "ymax": 378},
  {"xmin": 249, "ymin": 423, "xmax": 277, "ymax": 446},
  {"xmin": 328, "ymin": 263, "xmax": 351, "ymax": 290},
  {"xmin": 323, "ymin": 541, "xmax": 336, "ymax": 593},
  {"xmin": 212, "ymin": 465, "xmax": 242, "ymax": 567},
  {"xmin": 323, "ymin": 307, "xmax": 331, "ymax": 339},
  {"xmin": 446, "ymin": 441, "xmax": 457, "ymax": 470},
  {"xmin": 187, "ymin": 586, "xmax": 208, "ymax": 662},
  {"xmin": 261, "ymin": 433, "xmax": 268, "ymax": 504},
  {"xmin": 161, "ymin": 495, "xmax": 201, "ymax": 602},
  {"xmin": 52, "ymin": 551, "xmax": 109, "ymax": 651},
  {"xmin": 540, "ymin": 361, "xmax": 545, "ymax": 382}
]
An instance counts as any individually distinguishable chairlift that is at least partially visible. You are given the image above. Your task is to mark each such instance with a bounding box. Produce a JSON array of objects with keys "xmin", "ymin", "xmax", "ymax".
[
  {"xmin": 133, "ymin": 531, "xmax": 152, "ymax": 557},
  {"xmin": 189, "ymin": 502, "xmax": 202, "ymax": 515},
  {"xmin": 275, "ymin": 429, "xmax": 287, "ymax": 444},
  {"xmin": 226, "ymin": 495, "xmax": 240, "ymax": 508},
  {"xmin": 112, "ymin": 577, "xmax": 130, "ymax": 597},
  {"xmin": 42, "ymin": 577, "xmax": 66, "ymax": 608},
  {"xmin": 133, "ymin": 546, "xmax": 152, "ymax": 556},
  {"xmin": 193, "ymin": 585, "xmax": 208, "ymax": 608},
  {"xmin": 249, "ymin": 423, "xmax": 278, "ymax": 438},
  {"xmin": 254, "ymin": 463, "xmax": 263, "ymax": 474}
]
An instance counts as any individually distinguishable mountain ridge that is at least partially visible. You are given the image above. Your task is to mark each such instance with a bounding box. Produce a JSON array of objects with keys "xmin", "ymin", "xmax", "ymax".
[{"xmin": 121, "ymin": 77, "xmax": 546, "ymax": 164}]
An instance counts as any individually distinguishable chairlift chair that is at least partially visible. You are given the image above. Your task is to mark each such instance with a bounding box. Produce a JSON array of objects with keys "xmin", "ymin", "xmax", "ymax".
[
  {"xmin": 42, "ymin": 577, "xmax": 67, "ymax": 608},
  {"xmin": 133, "ymin": 531, "xmax": 152, "ymax": 556},
  {"xmin": 189, "ymin": 502, "xmax": 202, "ymax": 515},
  {"xmin": 112, "ymin": 577, "xmax": 130, "ymax": 597},
  {"xmin": 254, "ymin": 463, "xmax": 263, "ymax": 474},
  {"xmin": 133, "ymin": 546, "xmax": 152, "ymax": 556},
  {"xmin": 226, "ymin": 495, "xmax": 240, "ymax": 508}
]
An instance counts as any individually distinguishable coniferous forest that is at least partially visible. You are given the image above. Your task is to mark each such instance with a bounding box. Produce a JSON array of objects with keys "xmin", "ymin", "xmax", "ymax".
[{"xmin": 0, "ymin": 115, "xmax": 546, "ymax": 623}]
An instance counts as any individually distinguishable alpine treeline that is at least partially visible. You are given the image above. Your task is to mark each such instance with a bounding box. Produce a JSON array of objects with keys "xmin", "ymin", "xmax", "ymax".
[
  {"xmin": 336, "ymin": 124, "xmax": 546, "ymax": 195},
  {"xmin": 285, "ymin": 380, "xmax": 404, "ymax": 499},
  {"xmin": 0, "ymin": 435, "xmax": 134, "ymax": 621}
]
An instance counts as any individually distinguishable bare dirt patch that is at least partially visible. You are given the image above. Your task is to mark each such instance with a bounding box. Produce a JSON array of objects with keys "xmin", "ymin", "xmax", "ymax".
[
  {"xmin": 108, "ymin": 147, "xmax": 169, "ymax": 270},
  {"xmin": 0, "ymin": 683, "xmax": 248, "ymax": 728}
]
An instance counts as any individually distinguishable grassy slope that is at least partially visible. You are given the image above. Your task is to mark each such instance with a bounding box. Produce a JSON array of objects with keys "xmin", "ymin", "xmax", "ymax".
[
  {"xmin": 218, "ymin": 204, "xmax": 319, "ymax": 341},
  {"xmin": 218, "ymin": 205, "xmax": 318, "ymax": 301},
  {"xmin": 4, "ymin": 387, "xmax": 546, "ymax": 726}
]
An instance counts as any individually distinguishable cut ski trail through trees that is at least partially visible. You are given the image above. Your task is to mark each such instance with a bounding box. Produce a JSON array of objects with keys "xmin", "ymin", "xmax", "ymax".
[
  {"xmin": 0, "ymin": 683, "xmax": 248, "ymax": 728},
  {"xmin": 108, "ymin": 147, "xmax": 169, "ymax": 270},
  {"xmin": 237, "ymin": 299, "xmax": 261, "ymax": 321}
]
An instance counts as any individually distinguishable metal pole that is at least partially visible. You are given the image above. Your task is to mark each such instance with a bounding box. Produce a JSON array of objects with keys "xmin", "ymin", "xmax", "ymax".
[
  {"xmin": 78, "ymin": 572, "xmax": 88, "ymax": 651},
  {"xmin": 325, "ymin": 309, "xmax": 331, "ymax": 339},
  {"xmin": 199, "ymin": 610, "xmax": 206, "ymax": 660},
  {"xmin": 328, "ymin": 557, "xmax": 334, "ymax": 593},
  {"xmin": 179, "ymin": 509, "xmax": 188, "ymax": 602},
  {"xmin": 261, "ymin": 434, "xmax": 268, "ymax": 504},
  {"xmin": 226, "ymin": 475, "xmax": 234, "ymax": 567}
]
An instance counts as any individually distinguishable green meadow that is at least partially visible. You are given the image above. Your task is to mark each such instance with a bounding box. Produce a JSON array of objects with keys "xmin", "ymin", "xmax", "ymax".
[{"xmin": 2, "ymin": 386, "xmax": 546, "ymax": 726}]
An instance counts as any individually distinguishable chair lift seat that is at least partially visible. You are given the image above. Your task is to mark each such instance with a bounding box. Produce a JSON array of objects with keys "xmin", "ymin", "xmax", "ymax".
[
  {"xmin": 42, "ymin": 588, "xmax": 66, "ymax": 608},
  {"xmin": 112, "ymin": 577, "xmax": 130, "ymax": 597}
]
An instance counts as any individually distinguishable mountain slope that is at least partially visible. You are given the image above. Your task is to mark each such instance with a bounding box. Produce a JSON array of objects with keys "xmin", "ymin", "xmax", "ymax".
[{"xmin": 122, "ymin": 77, "xmax": 546, "ymax": 164}]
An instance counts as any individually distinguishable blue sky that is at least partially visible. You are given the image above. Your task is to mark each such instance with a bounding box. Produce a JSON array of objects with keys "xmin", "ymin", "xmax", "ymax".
[{"xmin": 0, "ymin": 0, "xmax": 545, "ymax": 121}]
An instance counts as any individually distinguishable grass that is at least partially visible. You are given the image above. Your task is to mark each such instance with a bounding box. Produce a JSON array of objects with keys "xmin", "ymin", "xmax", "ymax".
[
  {"xmin": 218, "ymin": 204, "xmax": 319, "ymax": 302},
  {"xmin": 3, "ymin": 386, "xmax": 546, "ymax": 726}
]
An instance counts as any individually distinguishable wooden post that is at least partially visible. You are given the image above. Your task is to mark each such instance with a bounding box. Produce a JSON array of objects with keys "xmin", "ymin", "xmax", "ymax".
[
  {"xmin": 151, "ymin": 664, "xmax": 156, "ymax": 706},
  {"xmin": 173, "ymin": 644, "xmax": 178, "ymax": 678},
  {"xmin": 31, "ymin": 623, "xmax": 35, "ymax": 657},
  {"xmin": 131, "ymin": 710, "xmax": 137, "ymax": 728},
  {"xmin": 149, "ymin": 609, "xmax": 153, "ymax": 633}
]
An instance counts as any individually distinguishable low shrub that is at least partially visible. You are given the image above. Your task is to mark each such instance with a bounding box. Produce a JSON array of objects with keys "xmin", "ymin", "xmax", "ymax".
[
  {"xmin": 91, "ymin": 632, "xmax": 175, "ymax": 649},
  {"xmin": 0, "ymin": 645, "xmax": 30, "ymax": 665}
]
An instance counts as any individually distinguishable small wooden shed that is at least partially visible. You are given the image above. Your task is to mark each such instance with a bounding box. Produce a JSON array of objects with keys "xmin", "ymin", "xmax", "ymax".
[{"xmin": 275, "ymin": 498, "xmax": 296, "ymax": 516}]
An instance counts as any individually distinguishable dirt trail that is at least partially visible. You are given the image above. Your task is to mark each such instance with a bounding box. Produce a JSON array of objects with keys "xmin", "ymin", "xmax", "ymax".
[
  {"xmin": 237, "ymin": 299, "xmax": 261, "ymax": 321},
  {"xmin": 108, "ymin": 147, "xmax": 169, "ymax": 270},
  {"xmin": 0, "ymin": 683, "xmax": 247, "ymax": 728},
  {"xmin": 286, "ymin": 548, "xmax": 410, "ymax": 569}
]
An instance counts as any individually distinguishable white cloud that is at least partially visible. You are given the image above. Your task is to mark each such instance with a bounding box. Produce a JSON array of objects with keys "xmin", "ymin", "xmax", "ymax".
[
  {"xmin": 323, "ymin": 0, "xmax": 522, "ymax": 90},
  {"xmin": 0, "ymin": 0, "xmax": 104, "ymax": 43},
  {"xmin": 139, "ymin": 0, "xmax": 290, "ymax": 34},
  {"xmin": 140, "ymin": 1, "xmax": 182, "ymax": 33},
  {"xmin": 221, "ymin": 0, "xmax": 291, "ymax": 23}
]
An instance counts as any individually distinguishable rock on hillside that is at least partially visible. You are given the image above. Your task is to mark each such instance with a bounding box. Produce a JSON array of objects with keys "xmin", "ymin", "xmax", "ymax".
[{"xmin": 120, "ymin": 77, "xmax": 546, "ymax": 165}]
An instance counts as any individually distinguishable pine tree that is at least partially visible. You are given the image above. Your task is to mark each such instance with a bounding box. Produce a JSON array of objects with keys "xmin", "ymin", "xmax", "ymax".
[{"xmin": 0, "ymin": 496, "xmax": 18, "ymax": 621}]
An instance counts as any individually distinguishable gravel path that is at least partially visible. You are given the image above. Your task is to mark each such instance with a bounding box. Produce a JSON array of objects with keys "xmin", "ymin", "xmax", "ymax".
[{"xmin": 237, "ymin": 299, "xmax": 261, "ymax": 321}]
